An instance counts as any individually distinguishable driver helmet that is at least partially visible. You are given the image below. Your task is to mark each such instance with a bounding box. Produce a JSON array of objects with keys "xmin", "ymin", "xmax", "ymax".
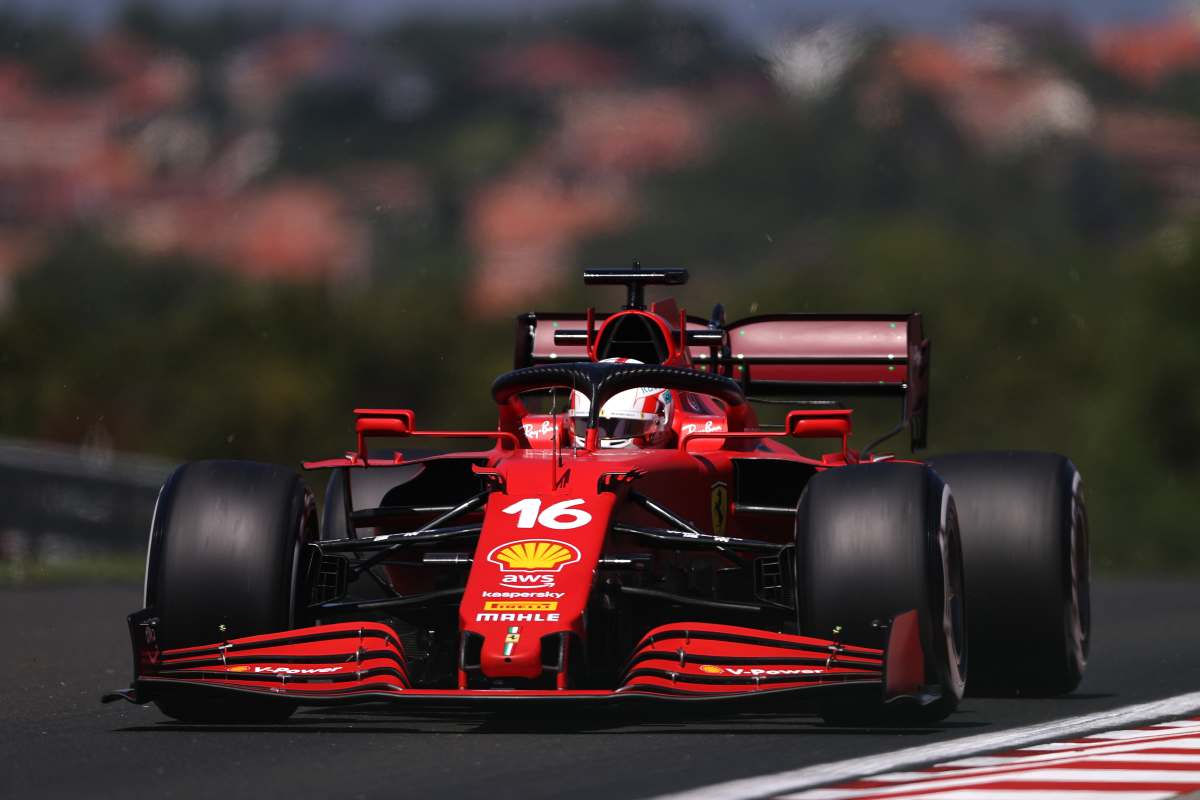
[{"xmin": 570, "ymin": 358, "xmax": 672, "ymax": 448}]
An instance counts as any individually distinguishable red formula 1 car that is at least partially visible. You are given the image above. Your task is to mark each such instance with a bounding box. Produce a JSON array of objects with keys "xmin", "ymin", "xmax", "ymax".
[{"xmin": 107, "ymin": 267, "xmax": 1090, "ymax": 723}]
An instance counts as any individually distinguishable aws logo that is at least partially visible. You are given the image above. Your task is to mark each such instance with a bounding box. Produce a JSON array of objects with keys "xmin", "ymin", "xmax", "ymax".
[
  {"xmin": 500, "ymin": 574, "xmax": 558, "ymax": 588},
  {"xmin": 487, "ymin": 539, "xmax": 581, "ymax": 573}
]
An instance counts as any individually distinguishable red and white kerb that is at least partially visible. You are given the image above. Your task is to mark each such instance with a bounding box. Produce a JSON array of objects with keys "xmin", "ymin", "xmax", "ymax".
[{"xmin": 783, "ymin": 717, "xmax": 1200, "ymax": 800}]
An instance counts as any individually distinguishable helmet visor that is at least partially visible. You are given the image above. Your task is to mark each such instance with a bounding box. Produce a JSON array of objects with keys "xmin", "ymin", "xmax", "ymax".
[
  {"xmin": 570, "ymin": 413, "xmax": 658, "ymax": 443},
  {"xmin": 598, "ymin": 415, "xmax": 657, "ymax": 440}
]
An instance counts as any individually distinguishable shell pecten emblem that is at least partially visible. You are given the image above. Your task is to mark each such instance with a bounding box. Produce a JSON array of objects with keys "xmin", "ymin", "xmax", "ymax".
[{"xmin": 487, "ymin": 539, "xmax": 581, "ymax": 572}]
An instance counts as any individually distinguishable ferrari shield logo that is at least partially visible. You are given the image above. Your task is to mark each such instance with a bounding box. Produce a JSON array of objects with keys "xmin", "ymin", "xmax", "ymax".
[{"xmin": 710, "ymin": 482, "xmax": 728, "ymax": 535}]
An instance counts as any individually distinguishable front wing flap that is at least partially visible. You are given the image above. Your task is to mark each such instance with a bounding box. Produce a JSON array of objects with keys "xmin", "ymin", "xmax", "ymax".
[
  {"xmin": 107, "ymin": 611, "xmax": 927, "ymax": 707},
  {"xmin": 619, "ymin": 621, "xmax": 885, "ymax": 697}
]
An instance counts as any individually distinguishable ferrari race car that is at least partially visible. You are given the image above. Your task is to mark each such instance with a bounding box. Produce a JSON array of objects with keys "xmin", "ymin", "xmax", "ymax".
[{"xmin": 106, "ymin": 266, "xmax": 1090, "ymax": 723}]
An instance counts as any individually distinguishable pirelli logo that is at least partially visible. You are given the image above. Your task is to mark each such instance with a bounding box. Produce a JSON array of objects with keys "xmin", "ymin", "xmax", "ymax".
[{"xmin": 482, "ymin": 601, "xmax": 558, "ymax": 612}]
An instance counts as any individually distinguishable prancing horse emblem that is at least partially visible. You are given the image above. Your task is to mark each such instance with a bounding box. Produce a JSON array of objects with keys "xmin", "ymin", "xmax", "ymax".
[{"xmin": 710, "ymin": 482, "xmax": 728, "ymax": 535}]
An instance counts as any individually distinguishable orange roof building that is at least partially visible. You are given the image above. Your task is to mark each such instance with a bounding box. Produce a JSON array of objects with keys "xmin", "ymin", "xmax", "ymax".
[{"xmin": 1093, "ymin": 17, "xmax": 1200, "ymax": 86}]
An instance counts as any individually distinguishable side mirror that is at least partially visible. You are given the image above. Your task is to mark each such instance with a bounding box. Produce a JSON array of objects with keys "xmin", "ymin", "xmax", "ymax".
[
  {"xmin": 355, "ymin": 408, "xmax": 416, "ymax": 436},
  {"xmin": 785, "ymin": 409, "xmax": 852, "ymax": 441},
  {"xmin": 354, "ymin": 408, "xmax": 417, "ymax": 459}
]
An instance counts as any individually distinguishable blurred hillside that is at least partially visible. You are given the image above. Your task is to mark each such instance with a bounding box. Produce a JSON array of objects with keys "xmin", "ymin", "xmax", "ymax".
[{"xmin": 2, "ymin": 2, "xmax": 1199, "ymax": 571}]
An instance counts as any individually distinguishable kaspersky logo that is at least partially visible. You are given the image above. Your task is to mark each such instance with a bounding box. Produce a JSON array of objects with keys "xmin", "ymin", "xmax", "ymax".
[{"xmin": 487, "ymin": 539, "xmax": 581, "ymax": 572}]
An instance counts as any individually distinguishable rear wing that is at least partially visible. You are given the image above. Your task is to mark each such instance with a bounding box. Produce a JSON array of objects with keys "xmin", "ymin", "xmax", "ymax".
[
  {"xmin": 515, "ymin": 311, "xmax": 929, "ymax": 450},
  {"xmin": 702, "ymin": 314, "xmax": 929, "ymax": 450}
]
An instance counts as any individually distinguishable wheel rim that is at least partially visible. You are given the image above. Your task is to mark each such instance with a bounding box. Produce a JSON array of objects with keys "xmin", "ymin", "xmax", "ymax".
[
  {"xmin": 1065, "ymin": 483, "xmax": 1090, "ymax": 675},
  {"xmin": 289, "ymin": 489, "xmax": 318, "ymax": 629},
  {"xmin": 938, "ymin": 504, "xmax": 967, "ymax": 699}
]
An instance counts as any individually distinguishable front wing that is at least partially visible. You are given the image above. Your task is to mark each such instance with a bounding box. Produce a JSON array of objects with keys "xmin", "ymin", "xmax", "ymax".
[{"xmin": 106, "ymin": 612, "xmax": 929, "ymax": 708}]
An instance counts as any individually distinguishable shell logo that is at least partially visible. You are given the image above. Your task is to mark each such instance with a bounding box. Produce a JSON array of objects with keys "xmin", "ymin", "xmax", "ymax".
[
  {"xmin": 698, "ymin": 665, "xmax": 724, "ymax": 675},
  {"xmin": 227, "ymin": 665, "xmax": 251, "ymax": 673},
  {"xmin": 487, "ymin": 539, "xmax": 581, "ymax": 572}
]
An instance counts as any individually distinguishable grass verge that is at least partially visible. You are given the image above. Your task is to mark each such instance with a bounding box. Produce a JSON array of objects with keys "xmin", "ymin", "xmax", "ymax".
[{"xmin": 0, "ymin": 553, "xmax": 144, "ymax": 587}]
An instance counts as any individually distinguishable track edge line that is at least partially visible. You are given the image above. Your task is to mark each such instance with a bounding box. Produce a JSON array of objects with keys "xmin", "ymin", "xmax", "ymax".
[{"xmin": 642, "ymin": 690, "xmax": 1200, "ymax": 800}]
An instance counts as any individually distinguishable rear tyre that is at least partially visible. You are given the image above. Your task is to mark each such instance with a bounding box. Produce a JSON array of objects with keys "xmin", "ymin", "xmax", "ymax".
[
  {"xmin": 795, "ymin": 463, "xmax": 966, "ymax": 725},
  {"xmin": 926, "ymin": 451, "xmax": 1089, "ymax": 696},
  {"xmin": 145, "ymin": 460, "xmax": 317, "ymax": 723}
]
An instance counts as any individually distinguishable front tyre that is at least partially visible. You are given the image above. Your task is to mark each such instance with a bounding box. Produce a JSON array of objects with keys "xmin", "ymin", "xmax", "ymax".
[
  {"xmin": 145, "ymin": 460, "xmax": 317, "ymax": 722},
  {"xmin": 795, "ymin": 463, "xmax": 966, "ymax": 724}
]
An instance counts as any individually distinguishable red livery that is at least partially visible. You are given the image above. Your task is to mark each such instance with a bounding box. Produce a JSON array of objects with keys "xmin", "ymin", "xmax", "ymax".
[{"xmin": 107, "ymin": 266, "xmax": 1090, "ymax": 723}]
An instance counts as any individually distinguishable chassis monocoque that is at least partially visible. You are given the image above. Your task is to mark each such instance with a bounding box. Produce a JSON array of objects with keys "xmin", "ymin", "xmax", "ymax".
[{"xmin": 107, "ymin": 267, "xmax": 1089, "ymax": 724}]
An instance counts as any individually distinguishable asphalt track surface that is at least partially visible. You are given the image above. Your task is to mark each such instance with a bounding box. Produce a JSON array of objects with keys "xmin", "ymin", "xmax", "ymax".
[{"xmin": 1, "ymin": 578, "xmax": 1197, "ymax": 800}]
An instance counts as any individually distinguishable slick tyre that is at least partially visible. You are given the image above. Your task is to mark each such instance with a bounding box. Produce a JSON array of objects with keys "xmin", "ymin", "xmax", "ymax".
[
  {"xmin": 926, "ymin": 451, "xmax": 1089, "ymax": 696},
  {"xmin": 795, "ymin": 463, "xmax": 966, "ymax": 725},
  {"xmin": 145, "ymin": 460, "xmax": 317, "ymax": 723}
]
